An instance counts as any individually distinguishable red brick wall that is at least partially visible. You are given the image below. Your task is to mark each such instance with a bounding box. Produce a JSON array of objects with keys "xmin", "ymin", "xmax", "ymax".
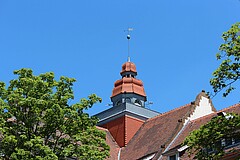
[
  {"xmin": 125, "ymin": 115, "xmax": 144, "ymax": 145},
  {"xmin": 101, "ymin": 115, "xmax": 145, "ymax": 147},
  {"xmin": 102, "ymin": 116, "xmax": 125, "ymax": 147}
]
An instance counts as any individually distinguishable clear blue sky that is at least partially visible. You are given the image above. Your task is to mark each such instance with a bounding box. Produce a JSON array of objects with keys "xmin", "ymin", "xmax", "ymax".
[{"xmin": 0, "ymin": 0, "xmax": 239, "ymax": 115}]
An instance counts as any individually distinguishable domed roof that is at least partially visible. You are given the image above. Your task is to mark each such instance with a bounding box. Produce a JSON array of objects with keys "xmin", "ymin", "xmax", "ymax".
[
  {"xmin": 111, "ymin": 77, "xmax": 146, "ymax": 97},
  {"xmin": 120, "ymin": 62, "xmax": 137, "ymax": 75},
  {"xmin": 111, "ymin": 62, "xmax": 146, "ymax": 98}
]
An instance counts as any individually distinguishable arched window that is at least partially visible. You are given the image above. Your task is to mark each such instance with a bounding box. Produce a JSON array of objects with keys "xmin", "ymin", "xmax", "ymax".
[
  {"xmin": 116, "ymin": 100, "xmax": 122, "ymax": 106},
  {"xmin": 125, "ymin": 97, "xmax": 131, "ymax": 103}
]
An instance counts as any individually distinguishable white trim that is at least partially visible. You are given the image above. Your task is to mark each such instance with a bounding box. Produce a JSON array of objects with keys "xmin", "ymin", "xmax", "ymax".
[
  {"xmin": 167, "ymin": 153, "xmax": 179, "ymax": 160},
  {"xmin": 158, "ymin": 121, "xmax": 190, "ymax": 160},
  {"xmin": 165, "ymin": 121, "xmax": 189, "ymax": 152},
  {"xmin": 177, "ymin": 145, "xmax": 188, "ymax": 152},
  {"xmin": 142, "ymin": 153, "xmax": 155, "ymax": 160},
  {"xmin": 118, "ymin": 148, "xmax": 122, "ymax": 160}
]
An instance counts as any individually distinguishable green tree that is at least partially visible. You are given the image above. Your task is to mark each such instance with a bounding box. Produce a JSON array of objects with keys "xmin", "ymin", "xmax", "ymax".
[
  {"xmin": 184, "ymin": 113, "xmax": 240, "ymax": 159},
  {"xmin": 184, "ymin": 23, "xmax": 240, "ymax": 159},
  {"xmin": 0, "ymin": 68, "xmax": 109, "ymax": 160},
  {"xmin": 210, "ymin": 22, "xmax": 240, "ymax": 97}
]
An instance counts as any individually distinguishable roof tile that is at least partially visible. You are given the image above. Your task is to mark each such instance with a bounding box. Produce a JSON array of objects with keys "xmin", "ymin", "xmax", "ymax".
[
  {"xmin": 163, "ymin": 103, "xmax": 240, "ymax": 159},
  {"xmin": 97, "ymin": 126, "xmax": 120, "ymax": 160},
  {"xmin": 120, "ymin": 103, "xmax": 194, "ymax": 160}
]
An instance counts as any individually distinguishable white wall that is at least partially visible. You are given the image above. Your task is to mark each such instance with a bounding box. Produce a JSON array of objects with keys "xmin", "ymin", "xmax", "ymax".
[{"xmin": 185, "ymin": 96, "xmax": 214, "ymax": 124}]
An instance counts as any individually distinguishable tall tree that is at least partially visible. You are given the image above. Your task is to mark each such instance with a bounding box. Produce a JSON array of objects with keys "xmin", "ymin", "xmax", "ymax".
[
  {"xmin": 0, "ymin": 68, "xmax": 109, "ymax": 160},
  {"xmin": 210, "ymin": 22, "xmax": 240, "ymax": 97}
]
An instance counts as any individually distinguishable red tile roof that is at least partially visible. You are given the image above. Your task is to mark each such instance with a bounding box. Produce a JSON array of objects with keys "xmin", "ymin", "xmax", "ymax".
[
  {"xmin": 120, "ymin": 103, "xmax": 195, "ymax": 160},
  {"xmin": 96, "ymin": 126, "xmax": 120, "ymax": 160},
  {"xmin": 222, "ymin": 146, "xmax": 240, "ymax": 160},
  {"xmin": 111, "ymin": 61, "xmax": 146, "ymax": 98},
  {"xmin": 162, "ymin": 103, "xmax": 240, "ymax": 159},
  {"xmin": 111, "ymin": 77, "xmax": 146, "ymax": 97},
  {"xmin": 120, "ymin": 62, "xmax": 137, "ymax": 74}
]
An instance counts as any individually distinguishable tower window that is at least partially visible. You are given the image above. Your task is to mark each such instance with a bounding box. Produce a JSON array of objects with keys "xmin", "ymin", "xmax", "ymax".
[
  {"xmin": 134, "ymin": 99, "xmax": 142, "ymax": 106},
  {"xmin": 116, "ymin": 100, "xmax": 122, "ymax": 106},
  {"xmin": 125, "ymin": 98, "xmax": 131, "ymax": 103}
]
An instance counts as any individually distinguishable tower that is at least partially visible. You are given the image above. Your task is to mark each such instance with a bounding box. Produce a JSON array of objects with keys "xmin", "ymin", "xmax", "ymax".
[
  {"xmin": 94, "ymin": 61, "xmax": 159, "ymax": 147},
  {"xmin": 111, "ymin": 61, "xmax": 146, "ymax": 108}
]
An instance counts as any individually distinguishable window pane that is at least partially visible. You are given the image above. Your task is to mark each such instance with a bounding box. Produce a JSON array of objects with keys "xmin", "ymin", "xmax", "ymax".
[
  {"xmin": 225, "ymin": 138, "xmax": 233, "ymax": 146},
  {"xmin": 169, "ymin": 155, "xmax": 176, "ymax": 160},
  {"xmin": 234, "ymin": 137, "xmax": 240, "ymax": 144}
]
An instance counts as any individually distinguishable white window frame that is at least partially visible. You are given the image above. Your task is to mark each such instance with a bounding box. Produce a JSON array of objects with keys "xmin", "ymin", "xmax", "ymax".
[{"xmin": 168, "ymin": 153, "xmax": 180, "ymax": 160}]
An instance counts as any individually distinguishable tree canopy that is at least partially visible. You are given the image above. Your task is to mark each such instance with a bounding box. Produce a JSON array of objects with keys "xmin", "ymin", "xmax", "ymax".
[
  {"xmin": 184, "ymin": 113, "xmax": 240, "ymax": 159},
  {"xmin": 0, "ymin": 68, "xmax": 109, "ymax": 160},
  {"xmin": 184, "ymin": 22, "xmax": 240, "ymax": 159},
  {"xmin": 210, "ymin": 22, "xmax": 240, "ymax": 97}
]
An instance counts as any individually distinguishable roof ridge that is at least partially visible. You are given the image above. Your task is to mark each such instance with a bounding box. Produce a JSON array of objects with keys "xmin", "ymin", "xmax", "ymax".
[
  {"xmin": 96, "ymin": 126, "xmax": 108, "ymax": 131},
  {"xmin": 218, "ymin": 103, "xmax": 240, "ymax": 112},
  {"xmin": 147, "ymin": 103, "xmax": 191, "ymax": 122},
  {"xmin": 188, "ymin": 103, "xmax": 240, "ymax": 124}
]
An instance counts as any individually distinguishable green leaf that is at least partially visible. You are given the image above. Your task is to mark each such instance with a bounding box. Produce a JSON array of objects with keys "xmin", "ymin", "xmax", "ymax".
[{"xmin": 0, "ymin": 68, "xmax": 109, "ymax": 159}]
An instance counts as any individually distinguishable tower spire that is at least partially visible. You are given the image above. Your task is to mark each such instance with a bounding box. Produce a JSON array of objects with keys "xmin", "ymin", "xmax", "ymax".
[{"xmin": 125, "ymin": 28, "xmax": 133, "ymax": 62}]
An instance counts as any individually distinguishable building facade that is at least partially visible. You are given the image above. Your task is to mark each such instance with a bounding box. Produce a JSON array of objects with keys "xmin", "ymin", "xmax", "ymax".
[{"xmin": 95, "ymin": 61, "xmax": 240, "ymax": 160}]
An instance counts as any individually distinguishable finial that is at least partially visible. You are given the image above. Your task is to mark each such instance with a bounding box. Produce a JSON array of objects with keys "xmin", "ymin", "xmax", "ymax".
[
  {"xmin": 128, "ymin": 56, "xmax": 131, "ymax": 62},
  {"xmin": 125, "ymin": 28, "xmax": 133, "ymax": 62}
]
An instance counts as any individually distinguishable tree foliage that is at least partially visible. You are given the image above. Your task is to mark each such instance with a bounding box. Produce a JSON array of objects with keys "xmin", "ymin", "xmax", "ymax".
[
  {"xmin": 0, "ymin": 69, "xmax": 109, "ymax": 160},
  {"xmin": 210, "ymin": 22, "xmax": 240, "ymax": 97},
  {"xmin": 184, "ymin": 113, "xmax": 240, "ymax": 159},
  {"xmin": 184, "ymin": 23, "xmax": 240, "ymax": 159}
]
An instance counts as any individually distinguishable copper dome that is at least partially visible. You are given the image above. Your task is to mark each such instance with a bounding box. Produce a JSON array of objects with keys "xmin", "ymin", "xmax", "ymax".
[
  {"xmin": 111, "ymin": 62, "xmax": 146, "ymax": 98},
  {"xmin": 120, "ymin": 62, "xmax": 137, "ymax": 75}
]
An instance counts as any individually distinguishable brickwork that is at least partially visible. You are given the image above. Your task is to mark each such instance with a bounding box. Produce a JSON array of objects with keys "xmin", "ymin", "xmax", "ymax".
[
  {"xmin": 125, "ymin": 115, "xmax": 144, "ymax": 145},
  {"xmin": 101, "ymin": 115, "xmax": 145, "ymax": 147},
  {"xmin": 102, "ymin": 116, "xmax": 125, "ymax": 147}
]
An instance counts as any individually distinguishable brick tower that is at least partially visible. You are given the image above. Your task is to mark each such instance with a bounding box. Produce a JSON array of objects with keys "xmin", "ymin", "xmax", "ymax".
[{"xmin": 95, "ymin": 61, "xmax": 159, "ymax": 147}]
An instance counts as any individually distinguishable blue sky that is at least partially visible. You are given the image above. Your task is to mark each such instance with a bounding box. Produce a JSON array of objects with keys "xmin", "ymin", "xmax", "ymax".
[{"xmin": 0, "ymin": 0, "xmax": 239, "ymax": 115}]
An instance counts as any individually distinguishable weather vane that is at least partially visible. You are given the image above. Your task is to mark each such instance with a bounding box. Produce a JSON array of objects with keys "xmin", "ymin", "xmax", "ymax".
[{"xmin": 124, "ymin": 28, "xmax": 133, "ymax": 62}]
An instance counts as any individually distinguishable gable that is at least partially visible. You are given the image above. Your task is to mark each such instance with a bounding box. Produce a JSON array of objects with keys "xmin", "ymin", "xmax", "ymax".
[
  {"xmin": 120, "ymin": 91, "xmax": 217, "ymax": 160},
  {"xmin": 185, "ymin": 91, "xmax": 216, "ymax": 124},
  {"xmin": 161, "ymin": 103, "xmax": 240, "ymax": 159}
]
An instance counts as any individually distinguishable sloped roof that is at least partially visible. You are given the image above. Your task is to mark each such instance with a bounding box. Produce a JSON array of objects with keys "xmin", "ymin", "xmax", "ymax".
[
  {"xmin": 162, "ymin": 103, "xmax": 240, "ymax": 159},
  {"xmin": 96, "ymin": 126, "xmax": 120, "ymax": 160},
  {"xmin": 111, "ymin": 61, "xmax": 146, "ymax": 98},
  {"xmin": 166, "ymin": 113, "xmax": 215, "ymax": 151},
  {"xmin": 221, "ymin": 145, "xmax": 240, "ymax": 160},
  {"xmin": 120, "ymin": 103, "xmax": 195, "ymax": 160}
]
